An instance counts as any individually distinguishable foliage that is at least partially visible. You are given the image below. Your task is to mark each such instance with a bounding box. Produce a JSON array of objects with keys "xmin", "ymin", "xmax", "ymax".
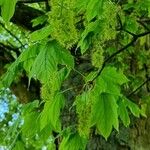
[
  {"xmin": 0, "ymin": 88, "xmax": 23, "ymax": 149},
  {"xmin": 0, "ymin": 0, "xmax": 150, "ymax": 149},
  {"xmin": 0, "ymin": 0, "xmax": 17, "ymax": 23}
]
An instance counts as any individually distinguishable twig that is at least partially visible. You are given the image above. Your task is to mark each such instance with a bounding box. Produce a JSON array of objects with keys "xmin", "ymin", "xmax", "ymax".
[
  {"xmin": 123, "ymin": 29, "xmax": 136, "ymax": 36},
  {"xmin": 91, "ymin": 31, "xmax": 150, "ymax": 82},
  {"xmin": 0, "ymin": 42, "xmax": 20, "ymax": 58},
  {"xmin": 128, "ymin": 77, "xmax": 150, "ymax": 97},
  {"xmin": 137, "ymin": 20, "xmax": 150, "ymax": 31},
  {"xmin": 137, "ymin": 31, "xmax": 150, "ymax": 37},
  {"xmin": 0, "ymin": 22, "xmax": 24, "ymax": 47},
  {"xmin": 91, "ymin": 37, "xmax": 137, "ymax": 82},
  {"xmin": 117, "ymin": 14, "xmax": 136, "ymax": 36},
  {"xmin": 18, "ymin": 0, "xmax": 46, "ymax": 3},
  {"xmin": 0, "ymin": 42, "xmax": 19, "ymax": 52}
]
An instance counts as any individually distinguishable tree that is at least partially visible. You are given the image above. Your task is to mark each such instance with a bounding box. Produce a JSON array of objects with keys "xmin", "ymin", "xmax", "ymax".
[{"xmin": 0, "ymin": 0, "xmax": 150, "ymax": 149}]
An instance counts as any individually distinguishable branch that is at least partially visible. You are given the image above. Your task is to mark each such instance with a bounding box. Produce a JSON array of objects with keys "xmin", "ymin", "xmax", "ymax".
[
  {"xmin": 91, "ymin": 31, "xmax": 150, "ymax": 82},
  {"xmin": 116, "ymin": 14, "xmax": 136, "ymax": 37},
  {"xmin": 137, "ymin": 31, "xmax": 150, "ymax": 37},
  {"xmin": 137, "ymin": 20, "xmax": 150, "ymax": 31},
  {"xmin": 0, "ymin": 42, "xmax": 20, "ymax": 62},
  {"xmin": 123, "ymin": 29, "xmax": 136, "ymax": 36},
  {"xmin": 0, "ymin": 42, "xmax": 19, "ymax": 53},
  {"xmin": 0, "ymin": 43, "xmax": 16, "ymax": 62},
  {"xmin": 0, "ymin": 22, "xmax": 24, "ymax": 47},
  {"xmin": 91, "ymin": 37, "xmax": 137, "ymax": 82},
  {"xmin": 18, "ymin": 0, "xmax": 46, "ymax": 3},
  {"xmin": 128, "ymin": 77, "xmax": 150, "ymax": 97},
  {"xmin": 10, "ymin": 3, "xmax": 45, "ymax": 31}
]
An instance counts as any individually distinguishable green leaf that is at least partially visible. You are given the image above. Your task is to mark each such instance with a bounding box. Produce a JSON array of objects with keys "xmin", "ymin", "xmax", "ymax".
[
  {"xmin": 118, "ymin": 96, "xmax": 141, "ymax": 126},
  {"xmin": 118, "ymin": 98, "xmax": 130, "ymax": 127},
  {"xmin": 124, "ymin": 16, "xmax": 139, "ymax": 33},
  {"xmin": 1, "ymin": 0, "xmax": 17, "ymax": 23},
  {"xmin": 2, "ymin": 60, "xmax": 20, "ymax": 87},
  {"xmin": 40, "ymin": 93, "xmax": 65, "ymax": 132},
  {"xmin": 29, "ymin": 25, "xmax": 51, "ymax": 42},
  {"xmin": 2, "ymin": 44, "xmax": 41, "ymax": 87},
  {"xmin": 31, "ymin": 15, "xmax": 48, "ymax": 27},
  {"xmin": 94, "ymin": 67, "xmax": 128, "ymax": 96},
  {"xmin": 59, "ymin": 133, "xmax": 87, "ymax": 150},
  {"xmin": 22, "ymin": 100, "xmax": 39, "ymax": 115},
  {"xmin": 88, "ymin": 67, "xmax": 129, "ymax": 139},
  {"xmin": 29, "ymin": 125, "xmax": 53, "ymax": 149},
  {"xmin": 0, "ymin": 0, "xmax": 3, "ymax": 5},
  {"xmin": 28, "ymin": 43, "xmax": 56, "ymax": 83},
  {"xmin": 58, "ymin": 46, "xmax": 74, "ymax": 69},
  {"xmin": 78, "ymin": 20, "xmax": 101, "ymax": 54},
  {"xmin": 76, "ymin": 0, "xmax": 88, "ymax": 13},
  {"xmin": 96, "ymin": 77, "xmax": 121, "ymax": 95},
  {"xmin": 124, "ymin": 97, "xmax": 141, "ymax": 117},
  {"xmin": 86, "ymin": 0, "xmax": 104, "ymax": 22},
  {"xmin": 22, "ymin": 112, "xmax": 40, "ymax": 138},
  {"xmin": 13, "ymin": 141, "xmax": 25, "ymax": 150},
  {"xmin": 29, "ymin": 41, "xmax": 74, "ymax": 83},
  {"xmin": 19, "ymin": 44, "xmax": 40, "ymax": 73},
  {"xmin": 140, "ymin": 104, "xmax": 147, "ymax": 117},
  {"xmin": 92, "ymin": 93, "xmax": 119, "ymax": 139},
  {"xmin": 100, "ymin": 67, "xmax": 129, "ymax": 85}
]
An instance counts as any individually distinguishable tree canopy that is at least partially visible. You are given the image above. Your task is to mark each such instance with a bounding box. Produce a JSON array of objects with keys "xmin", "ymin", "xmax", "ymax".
[{"xmin": 0, "ymin": 0, "xmax": 150, "ymax": 149}]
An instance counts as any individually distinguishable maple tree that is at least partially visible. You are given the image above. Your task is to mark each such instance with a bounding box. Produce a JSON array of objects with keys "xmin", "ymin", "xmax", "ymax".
[{"xmin": 0, "ymin": 0, "xmax": 150, "ymax": 149}]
